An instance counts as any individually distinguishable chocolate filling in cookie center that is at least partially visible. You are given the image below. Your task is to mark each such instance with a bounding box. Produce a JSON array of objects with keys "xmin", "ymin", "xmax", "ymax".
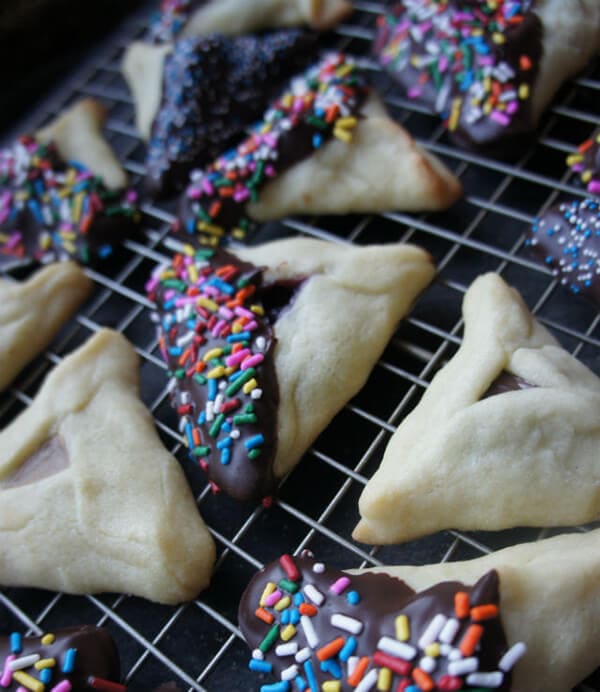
[
  {"xmin": 0, "ymin": 435, "xmax": 69, "ymax": 489},
  {"xmin": 481, "ymin": 371, "xmax": 536, "ymax": 399}
]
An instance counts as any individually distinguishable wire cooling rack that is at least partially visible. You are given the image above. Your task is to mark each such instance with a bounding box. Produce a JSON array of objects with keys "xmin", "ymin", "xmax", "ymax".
[{"xmin": 1, "ymin": 2, "xmax": 600, "ymax": 690}]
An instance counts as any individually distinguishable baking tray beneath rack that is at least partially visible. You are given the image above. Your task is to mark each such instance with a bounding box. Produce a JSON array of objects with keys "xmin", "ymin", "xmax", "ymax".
[{"xmin": 1, "ymin": 2, "xmax": 600, "ymax": 690}]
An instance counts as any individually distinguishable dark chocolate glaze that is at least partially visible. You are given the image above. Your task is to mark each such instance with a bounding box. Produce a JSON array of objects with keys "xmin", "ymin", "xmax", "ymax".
[
  {"xmin": 527, "ymin": 197, "xmax": 600, "ymax": 306},
  {"xmin": 239, "ymin": 553, "xmax": 512, "ymax": 690},
  {"xmin": 373, "ymin": 1, "xmax": 543, "ymax": 153},
  {"xmin": 481, "ymin": 371, "xmax": 536, "ymax": 399},
  {"xmin": 0, "ymin": 139, "xmax": 139, "ymax": 270},
  {"xmin": 0, "ymin": 626, "xmax": 120, "ymax": 691},
  {"xmin": 150, "ymin": 245, "xmax": 304, "ymax": 502},
  {"xmin": 146, "ymin": 31, "xmax": 316, "ymax": 197}
]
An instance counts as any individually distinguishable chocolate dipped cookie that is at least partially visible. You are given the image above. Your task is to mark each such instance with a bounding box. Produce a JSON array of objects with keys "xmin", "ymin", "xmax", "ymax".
[
  {"xmin": 354, "ymin": 272, "xmax": 600, "ymax": 544},
  {"xmin": 240, "ymin": 552, "xmax": 520, "ymax": 691},
  {"xmin": 175, "ymin": 53, "xmax": 461, "ymax": 245},
  {"xmin": 122, "ymin": 31, "xmax": 315, "ymax": 196},
  {"xmin": 149, "ymin": 0, "xmax": 352, "ymax": 43},
  {"xmin": 0, "ymin": 329, "xmax": 215, "ymax": 604},
  {"xmin": 0, "ymin": 626, "xmax": 120, "ymax": 691},
  {"xmin": 0, "ymin": 100, "xmax": 139, "ymax": 268},
  {"xmin": 146, "ymin": 237, "xmax": 435, "ymax": 502},
  {"xmin": 374, "ymin": 0, "xmax": 600, "ymax": 151}
]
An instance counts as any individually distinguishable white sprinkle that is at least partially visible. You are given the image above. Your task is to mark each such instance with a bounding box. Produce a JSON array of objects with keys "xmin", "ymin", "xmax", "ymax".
[
  {"xmin": 8, "ymin": 654, "xmax": 40, "ymax": 671},
  {"xmin": 303, "ymin": 584, "xmax": 325, "ymax": 606},
  {"xmin": 419, "ymin": 656, "xmax": 436, "ymax": 674},
  {"xmin": 355, "ymin": 668, "xmax": 378, "ymax": 692},
  {"xmin": 295, "ymin": 647, "xmax": 311, "ymax": 663},
  {"xmin": 376, "ymin": 636, "xmax": 417, "ymax": 661},
  {"xmin": 312, "ymin": 562, "xmax": 325, "ymax": 573},
  {"xmin": 331, "ymin": 613, "xmax": 363, "ymax": 635},
  {"xmin": 439, "ymin": 617, "xmax": 460, "ymax": 644},
  {"xmin": 499, "ymin": 642, "xmax": 527, "ymax": 671},
  {"xmin": 275, "ymin": 643, "xmax": 298, "ymax": 657},
  {"xmin": 467, "ymin": 672, "xmax": 504, "ymax": 688},
  {"xmin": 281, "ymin": 664, "xmax": 298, "ymax": 681},
  {"xmin": 418, "ymin": 613, "xmax": 447, "ymax": 649},
  {"xmin": 448, "ymin": 658, "xmax": 479, "ymax": 675},
  {"xmin": 252, "ymin": 649, "xmax": 264, "ymax": 660},
  {"xmin": 251, "ymin": 388, "xmax": 263, "ymax": 400},
  {"xmin": 347, "ymin": 656, "xmax": 359, "ymax": 677},
  {"xmin": 301, "ymin": 615, "xmax": 319, "ymax": 649}
]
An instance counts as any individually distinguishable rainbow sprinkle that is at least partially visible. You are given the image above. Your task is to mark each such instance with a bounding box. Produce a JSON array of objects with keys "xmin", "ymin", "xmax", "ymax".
[
  {"xmin": 374, "ymin": 1, "xmax": 540, "ymax": 145},
  {"xmin": 567, "ymin": 133, "xmax": 600, "ymax": 197},
  {"xmin": 176, "ymin": 52, "xmax": 368, "ymax": 245},
  {"xmin": 0, "ymin": 137, "xmax": 139, "ymax": 267}
]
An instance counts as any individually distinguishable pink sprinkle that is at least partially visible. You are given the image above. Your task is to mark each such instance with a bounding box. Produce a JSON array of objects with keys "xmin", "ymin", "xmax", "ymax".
[
  {"xmin": 588, "ymin": 180, "xmax": 600, "ymax": 195},
  {"xmin": 264, "ymin": 590, "xmax": 282, "ymax": 607},
  {"xmin": 51, "ymin": 681, "xmax": 72, "ymax": 692},
  {"xmin": 330, "ymin": 576, "xmax": 351, "ymax": 595},
  {"xmin": 490, "ymin": 110, "xmax": 510, "ymax": 126},
  {"xmin": 241, "ymin": 353, "xmax": 264, "ymax": 371},
  {"xmin": 226, "ymin": 349, "xmax": 250, "ymax": 367},
  {"xmin": 1, "ymin": 654, "xmax": 16, "ymax": 686}
]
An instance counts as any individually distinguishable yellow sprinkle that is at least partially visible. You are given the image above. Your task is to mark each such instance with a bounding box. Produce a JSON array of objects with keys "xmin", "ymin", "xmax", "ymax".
[
  {"xmin": 203, "ymin": 348, "xmax": 223, "ymax": 362},
  {"xmin": 336, "ymin": 116, "xmax": 357, "ymax": 130},
  {"xmin": 395, "ymin": 614, "xmax": 410, "ymax": 641},
  {"xmin": 232, "ymin": 227, "xmax": 246, "ymax": 240},
  {"xmin": 198, "ymin": 221, "xmax": 224, "ymax": 237},
  {"xmin": 12, "ymin": 671, "xmax": 44, "ymax": 692},
  {"xmin": 322, "ymin": 682, "xmax": 341, "ymax": 692},
  {"xmin": 243, "ymin": 378, "xmax": 258, "ymax": 394},
  {"xmin": 35, "ymin": 658, "xmax": 56, "ymax": 670},
  {"xmin": 567, "ymin": 154, "xmax": 584, "ymax": 166},
  {"xmin": 582, "ymin": 170, "xmax": 593, "ymax": 183},
  {"xmin": 448, "ymin": 98, "xmax": 462, "ymax": 131},
  {"xmin": 280, "ymin": 624, "xmax": 296, "ymax": 641},
  {"xmin": 250, "ymin": 305, "xmax": 265, "ymax": 316},
  {"xmin": 260, "ymin": 582, "xmax": 276, "ymax": 607},
  {"xmin": 492, "ymin": 32, "xmax": 505, "ymax": 44},
  {"xmin": 274, "ymin": 596, "xmax": 291, "ymax": 611},
  {"xmin": 41, "ymin": 634, "xmax": 55, "ymax": 646},
  {"xmin": 207, "ymin": 366, "xmax": 225, "ymax": 379},
  {"xmin": 197, "ymin": 297, "xmax": 218, "ymax": 312},
  {"xmin": 333, "ymin": 127, "xmax": 352, "ymax": 143},
  {"xmin": 377, "ymin": 667, "xmax": 392, "ymax": 691},
  {"xmin": 425, "ymin": 642, "xmax": 440, "ymax": 658},
  {"xmin": 518, "ymin": 83, "xmax": 530, "ymax": 100}
]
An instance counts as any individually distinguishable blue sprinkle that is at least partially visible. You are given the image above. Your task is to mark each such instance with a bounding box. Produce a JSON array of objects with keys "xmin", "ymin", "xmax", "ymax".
[
  {"xmin": 62, "ymin": 648, "xmax": 77, "ymax": 674},
  {"xmin": 10, "ymin": 633, "xmax": 21, "ymax": 654},
  {"xmin": 249, "ymin": 658, "xmax": 272, "ymax": 673},
  {"xmin": 245, "ymin": 434, "xmax": 264, "ymax": 450},
  {"xmin": 339, "ymin": 636, "xmax": 357, "ymax": 662},
  {"xmin": 303, "ymin": 661, "xmax": 318, "ymax": 692},
  {"xmin": 346, "ymin": 590, "xmax": 360, "ymax": 605}
]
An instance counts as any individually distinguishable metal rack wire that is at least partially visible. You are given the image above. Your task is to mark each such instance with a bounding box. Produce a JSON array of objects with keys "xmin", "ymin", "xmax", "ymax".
[{"xmin": 1, "ymin": 2, "xmax": 599, "ymax": 690}]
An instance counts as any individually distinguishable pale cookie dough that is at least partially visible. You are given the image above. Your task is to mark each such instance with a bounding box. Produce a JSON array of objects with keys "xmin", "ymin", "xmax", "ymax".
[
  {"xmin": 354, "ymin": 272, "xmax": 600, "ymax": 544},
  {"xmin": 150, "ymin": 0, "xmax": 353, "ymax": 43},
  {"xmin": 355, "ymin": 529, "xmax": 600, "ymax": 692},
  {"xmin": 148, "ymin": 237, "xmax": 435, "ymax": 501},
  {"xmin": 0, "ymin": 329, "xmax": 216, "ymax": 604},
  {"xmin": 0, "ymin": 262, "xmax": 91, "ymax": 392}
]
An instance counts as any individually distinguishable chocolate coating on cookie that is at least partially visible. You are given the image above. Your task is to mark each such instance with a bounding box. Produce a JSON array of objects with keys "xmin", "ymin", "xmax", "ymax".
[
  {"xmin": 481, "ymin": 371, "xmax": 536, "ymax": 399},
  {"xmin": 148, "ymin": 245, "xmax": 304, "ymax": 501},
  {"xmin": 527, "ymin": 198, "xmax": 600, "ymax": 305},
  {"xmin": 374, "ymin": 0, "xmax": 542, "ymax": 151},
  {"xmin": 176, "ymin": 53, "xmax": 368, "ymax": 244},
  {"xmin": 146, "ymin": 31, "xmax": 316, "ymax": 197},
  {"xmin": 0, "ymin": 138, "xmax": 139, "ymax": 268},
  {"xmin": 240, "ymin": 552, "xmax": 518, "ymax": 690},
  {"xmin": 0, "ymin": 626, "xmax": 120, "ymax": 691}
]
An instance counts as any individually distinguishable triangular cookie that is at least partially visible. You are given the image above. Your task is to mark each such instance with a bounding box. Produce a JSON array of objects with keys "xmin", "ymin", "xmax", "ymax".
[
  {"xmin": 0, "ymin": 329, "xmax": 215, "ymax": 604},
  {"xmin": 150, "ymin": 0, "xmax": 352, "ymax": 42},
  {"xmin": 147, "ymin": 237, "xmax": 435, "ymax": 502},
  {"xmin": 354, "ymin": 272, "xmax": 600, "ymax": 545},
  {"xmin": 239, "ymin": 531, "xmax": 600, "ymax": 692},
  {"xmin": 0, "ymin": 262, "xmax": 91, "ymax": 392}
]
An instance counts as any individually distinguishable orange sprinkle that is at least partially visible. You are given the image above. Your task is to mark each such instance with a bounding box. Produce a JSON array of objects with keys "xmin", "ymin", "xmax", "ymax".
[
  {"xmin": 412, "ymin": 669, "xmax": 435, "ymax": 691},
  {"xmin": 316, "ymin": 637, "xmax": 345, "ymax": 662},
  {"xmin": 255, "ymin": 608, "xmax": 274, "ymax": 625},
  {"xmin": 519, "ymin": 54, "xmax": 532, "ymax": 70},
  {"xmin": 299, "ymin": 604, "xmax": 318, "ymax": 616},
  {"xmin": 460, "ymin": 624, "xmax": 484, "ymax": 657},
  {"xmin": 347, "ymin": 657, "xmax": 370, "ymax": 687},
  {"xmin": 455, "ymin": 591, "xmax": 470, "ymax": 618},
  {"xmin": 471, "ymin": 604, "xmax": 499, "ymax": 621},
  {"xmin": 578, "ymin": 139, "xmax": 594, "ymax": 154}
]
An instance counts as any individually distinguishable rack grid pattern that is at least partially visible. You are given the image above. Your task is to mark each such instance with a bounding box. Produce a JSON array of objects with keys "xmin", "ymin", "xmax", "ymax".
[{"xmin": 1, "ymin": 2, "xmax": 599, "ymax": 690}]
